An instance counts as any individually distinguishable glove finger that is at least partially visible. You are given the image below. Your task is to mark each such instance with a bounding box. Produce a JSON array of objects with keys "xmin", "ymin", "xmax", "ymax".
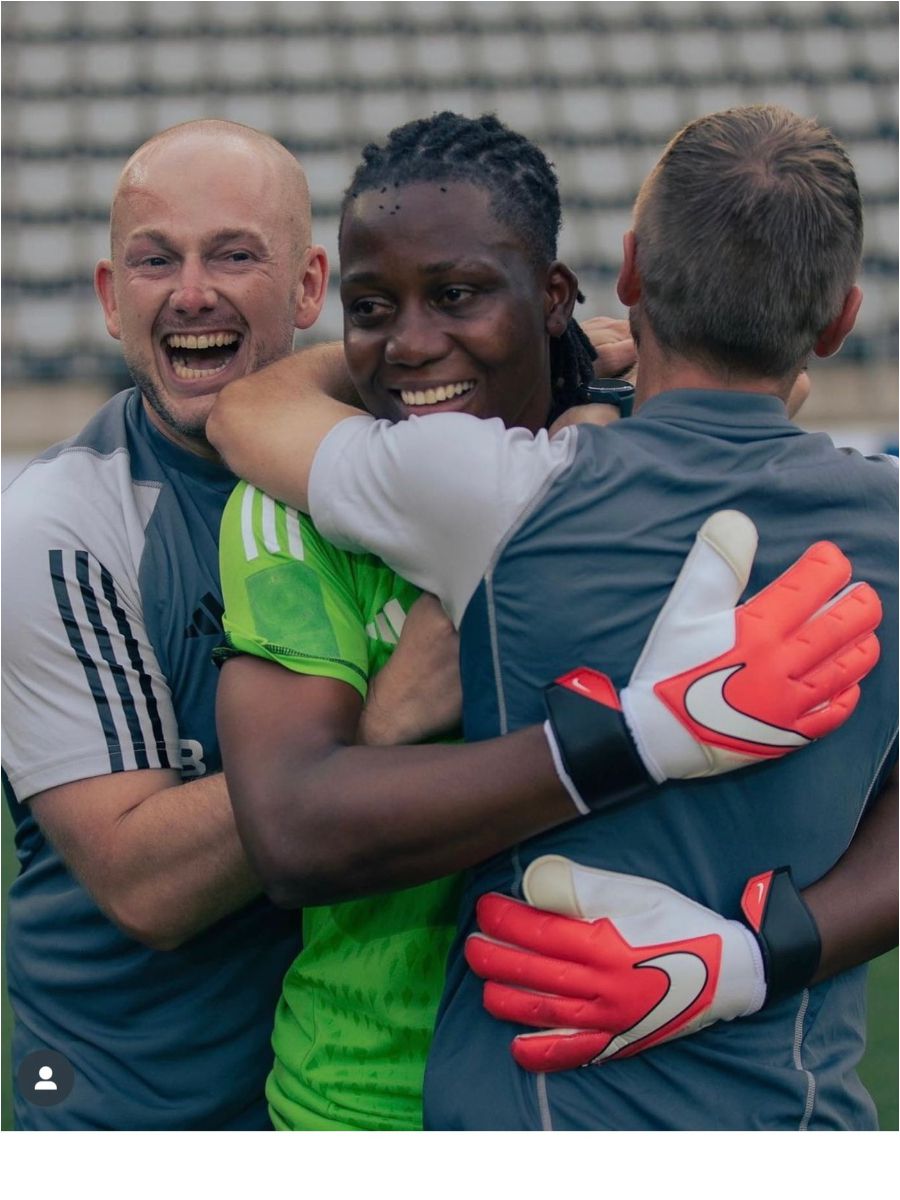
[
  {"xmin": 475, "ymin": 891, "xmax": 608, "ymax": 962},
  {"xmin": 672, "ymin": 510, "xmax": 759, "ymax": 614},
  {"xmin": 466, "ymin": 935, "xmax": 603, "ymax": 1000},
  {"xmin": 511, "ymin": 1029, "xmax": 614, "ymax": 1073},
  {"xmin": 742, "ymin": 542, "xmax": 852, "ymax": 635},
  {"xmin": 791, "ymin": 633, "xmax": 880, "ymax": 712},
  {"xmin": 793, "ymin": 684, "xmax": 861, "ymax": 740},
  {"xmin": 523, "ymin": 855, "xmax": 729, "ymax": 944},
  {"xmin": 482, "ymin": 981, "xmax": 613, "ymax": 1030},
  {"xmin": 630, "ymin": 512, "xmax": 758, "ymax": 685},
  {"xmin": 783, "ymin": 583, "xmax": 882, "ymax": 679}
]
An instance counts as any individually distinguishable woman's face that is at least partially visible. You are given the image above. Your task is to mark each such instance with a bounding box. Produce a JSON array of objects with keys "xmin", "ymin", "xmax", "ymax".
[{"xmin": 339, "ymin": 181, "xmax": 576, "ymax": 433}]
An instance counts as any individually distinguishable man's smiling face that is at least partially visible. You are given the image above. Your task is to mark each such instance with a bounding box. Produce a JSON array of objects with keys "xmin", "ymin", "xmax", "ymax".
[
  {"xmin": 339, "ymin": 181, "xmax": 574, "ymax": 434},
  {"xmin": 95, "ymin": 128, "xmax": 322, "ymax": 456}
]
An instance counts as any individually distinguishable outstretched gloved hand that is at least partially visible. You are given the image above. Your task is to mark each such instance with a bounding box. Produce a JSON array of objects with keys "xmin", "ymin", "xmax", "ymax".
[{"xmin": 543, "ymin": 509, "xmax": 882, "ymax": 814}]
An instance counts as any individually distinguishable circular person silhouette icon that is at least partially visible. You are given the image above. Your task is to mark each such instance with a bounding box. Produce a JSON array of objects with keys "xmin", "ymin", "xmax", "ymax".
[{"xmin": 16, "ymin": 1050, "xmax": 75, "ymax": 1107}]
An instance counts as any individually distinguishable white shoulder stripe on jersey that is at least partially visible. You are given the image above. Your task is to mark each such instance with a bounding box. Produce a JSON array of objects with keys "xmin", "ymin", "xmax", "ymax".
[
  {"xmin": 241, "ymin": 484, "xmax": 259, "ymax": 562},
  {"xmin": 285, "ymin": 507, "xmax": 305, "ymax": 560},
  {"xmin": 241, "ymin": 486, "xmax": 306, "ymax": 562},
  {"xmin": 261, "ymin": 493, "xmax": 279, "ymax": 553}
]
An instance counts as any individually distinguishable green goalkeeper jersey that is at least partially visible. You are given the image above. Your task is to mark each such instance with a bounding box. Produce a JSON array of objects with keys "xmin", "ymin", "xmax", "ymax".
[{"xmin": 218, "ymin": 482, "xmax": 461, "ymax": 1131}]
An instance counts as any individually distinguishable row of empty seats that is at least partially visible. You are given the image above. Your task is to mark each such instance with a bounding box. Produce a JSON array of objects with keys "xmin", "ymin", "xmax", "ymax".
[
  {"xmin": 3, "ymin": 32, "xmax": 897, "ymax": 92},
  {"xmin": 2, "ymin": 1, "xmax": 896, "ymax": 380},
  {"xmin": 5, "ymin": 135, "xmax": 897, "ymax": 217},
  {"xmin": 4, "ymin": 82, "xmax": 897, "ymax": 154},
  {"xmin": 4, "ymin": 2, "xmax": 895, "ymax": 35}
]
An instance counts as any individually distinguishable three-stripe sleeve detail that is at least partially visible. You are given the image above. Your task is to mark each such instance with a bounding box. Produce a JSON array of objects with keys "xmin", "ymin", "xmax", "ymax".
[
  {"xmin": 240, "ymin": 485, "xmax": 305, "ymax": 562},
  {"xmin": 50, "ymin": 549, "xmax": 124, "ymax": 773},
  {"xmin": 49, "ymin": 549, "xmax": 171, "ymax": 773},
  {"xmin": 99, "ymin": 564, "xmax": 172, "ymax": 770}
]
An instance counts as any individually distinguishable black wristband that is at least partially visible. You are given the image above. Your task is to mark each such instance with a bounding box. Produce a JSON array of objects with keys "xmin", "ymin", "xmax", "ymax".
[
  {"xmin": 543, "ymin": 678, "xmax": 652, "ymax": 813},
  {"xmin": 741, "ymin": 867, "xmax": 822, "ymax": 1003},
  {"xmin": 584, "ymin": 379, "xmax": 635, "ymax": 417}
]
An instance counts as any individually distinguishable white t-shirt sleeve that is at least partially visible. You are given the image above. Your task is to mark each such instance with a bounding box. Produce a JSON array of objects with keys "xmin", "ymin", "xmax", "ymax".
[{"xmin": 308, "ymin": 412, "xmax": 577, "ymax": 626}]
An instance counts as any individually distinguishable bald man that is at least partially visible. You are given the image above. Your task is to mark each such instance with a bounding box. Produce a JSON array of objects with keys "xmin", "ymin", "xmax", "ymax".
[{"xmin": 2, "ymin": 120, "xmax": 333, "ymax": 1130}]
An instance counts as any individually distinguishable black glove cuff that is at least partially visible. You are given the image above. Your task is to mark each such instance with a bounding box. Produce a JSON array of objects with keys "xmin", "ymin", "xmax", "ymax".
[
  {"xmin": 543, "ymin": 680, "xmax": 652, "ymax": 813},
  {"xmin": 742, "ymin": 867, "xmax": 822, "ymax": 1003}
]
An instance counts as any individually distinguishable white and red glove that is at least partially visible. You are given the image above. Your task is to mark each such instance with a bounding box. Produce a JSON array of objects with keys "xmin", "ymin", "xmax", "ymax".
[
  {"xmin": 543, "ymin": 509, "xmax": 882, "ymax": 814},
  {"xmin": 466, "ymin": 855, "xmax": 821, "ymax": 1072}
]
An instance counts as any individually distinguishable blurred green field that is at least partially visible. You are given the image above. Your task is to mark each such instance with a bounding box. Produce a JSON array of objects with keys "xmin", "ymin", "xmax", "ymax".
[{"xmin": 2, "ymin": 797, "xmax": 896, "ymax": 1130}]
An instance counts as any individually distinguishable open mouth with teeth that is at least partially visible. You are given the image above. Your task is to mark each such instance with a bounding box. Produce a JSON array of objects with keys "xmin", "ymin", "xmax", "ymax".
[
  {"xmin": 399, "ymin": 380, "xmax": 476, "ymax": 407},
  {"xmin": 164, "ymin": 331, "xmax": 242, "ymax": 381}
]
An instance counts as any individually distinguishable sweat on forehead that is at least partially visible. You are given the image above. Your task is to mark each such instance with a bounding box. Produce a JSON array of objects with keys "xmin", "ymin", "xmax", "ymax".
[{"xmin": 110, "ymin": 119, "xmax": 310, "ymax": 253}]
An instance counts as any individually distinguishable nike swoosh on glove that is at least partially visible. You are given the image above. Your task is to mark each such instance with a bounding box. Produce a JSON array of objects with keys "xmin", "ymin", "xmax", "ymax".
[
  {"xmin": 544, "ymin": 510, "xmax": 882, "ymax": 814},
  {"xmin": 465, "ymin": 855, "xmax": 817, "ymax": 1072}
]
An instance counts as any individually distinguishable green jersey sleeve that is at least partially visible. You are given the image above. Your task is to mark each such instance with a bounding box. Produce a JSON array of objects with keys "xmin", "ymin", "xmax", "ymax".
[
  {"xmin": 219, "ymin": 481, "xmax": 373, "ymax": 697},
  {"xmin": 219, "ymin": 482, "xmax": 422, "ymax": 700}
]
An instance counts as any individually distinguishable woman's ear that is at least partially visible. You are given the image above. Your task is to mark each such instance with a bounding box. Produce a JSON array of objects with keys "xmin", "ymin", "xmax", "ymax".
[{"xmin": 544, "ymin": 261, "xmax": 579, "ymax": 337}]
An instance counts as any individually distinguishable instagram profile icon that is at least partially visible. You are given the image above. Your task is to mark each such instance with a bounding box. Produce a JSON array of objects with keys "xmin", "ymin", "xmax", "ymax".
[{"xmin": 16, "ymin": 1049, "xmax": 75, "ymax": 1108}]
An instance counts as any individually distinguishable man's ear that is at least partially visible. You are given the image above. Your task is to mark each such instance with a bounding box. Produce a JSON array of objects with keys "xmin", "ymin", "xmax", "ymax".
[
  {"xmin": 813, "ymin": 286, "xmax": 862, "ymax": 359},
  {"xmin": 294, "ymin": 246, "xmax": 330, "ymax": 331},
  {"xmin": 94, "ymin": 260, "xmax": 121, "ymax": 341},
  {"xmin": 616, "ymin": 231, "xmax": 641, "ymax": 307},
  {"xmin": 544, "ymin": 261, "xmax": 579, "ymax": 338}
]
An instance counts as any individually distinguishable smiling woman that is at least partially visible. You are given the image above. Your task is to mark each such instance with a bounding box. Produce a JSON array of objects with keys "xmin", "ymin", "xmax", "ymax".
[
  {"xmin": 205, "ymin": 111, "xmax": 617, "ymax": 1133},
  {"xmin": 340, "ymin": 180, "xmax": 576, "ymax": 432},
  {"xmin": 337, "ymin": 112, "xmax": 598, "ymax": 431}
]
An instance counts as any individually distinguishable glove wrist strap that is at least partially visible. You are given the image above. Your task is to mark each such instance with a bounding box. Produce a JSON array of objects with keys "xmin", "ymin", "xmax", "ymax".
[
  {"xmin": 740, "ymin": 867, "xmax": 822, "ymax": 1003},
  {"xmin": 543, "ymin": 669, "xmax": 653, "ymax": 813}
]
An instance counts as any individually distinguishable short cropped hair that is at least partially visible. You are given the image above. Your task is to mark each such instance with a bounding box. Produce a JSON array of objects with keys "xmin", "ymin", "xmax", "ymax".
[
  {"xmin": 633, "ymin": 106, "xmax": 863, "ymax": 378},
  {"xmin": 340, "ymin": 112, "xmax": 596, "ymax": 414}
]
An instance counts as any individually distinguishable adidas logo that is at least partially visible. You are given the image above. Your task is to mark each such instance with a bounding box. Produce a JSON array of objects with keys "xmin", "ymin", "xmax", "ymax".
[
  {"xmin": 365, "ymin": 598, "xmax": 407, "ymax": 646},
  {"xmin": 185, "ymin": 592, "xmax": 225, "ymax": 638}
]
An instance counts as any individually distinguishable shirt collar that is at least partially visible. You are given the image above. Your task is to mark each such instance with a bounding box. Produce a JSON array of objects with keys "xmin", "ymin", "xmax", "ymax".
[
  {"xmin": 126, "ymin": 388, "xmax": 237, "ymax": 489},
  {"xmin": 634, "ymin": 388, "xmax": 795, "ymax": 431}
]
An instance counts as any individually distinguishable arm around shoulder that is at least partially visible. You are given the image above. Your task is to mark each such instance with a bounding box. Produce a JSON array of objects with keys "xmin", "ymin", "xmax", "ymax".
[{"xmin": 207, "ymin": 343, "xmax": 363, "ymax": 508}]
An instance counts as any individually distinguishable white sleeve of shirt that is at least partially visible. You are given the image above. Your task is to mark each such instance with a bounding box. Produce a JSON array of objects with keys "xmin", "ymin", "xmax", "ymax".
[
  {"xmin": 2, "ymin": 454, "xmax": 182, "ymax": 801},
  {"xmin": 308, "ymin": 412, "xmax": 577, "ymax": 626}
]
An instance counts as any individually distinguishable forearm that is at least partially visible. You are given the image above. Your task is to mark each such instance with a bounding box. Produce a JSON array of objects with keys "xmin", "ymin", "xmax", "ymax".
[
  {"xmin": 99, "ymin": 773, "xmax": 260, "ymax": 948},
  {"xmin": 803, "ymin": 765, "xmax": 898, "ymax": 981},
  {"xmin": 34, "ymin": 766, "xmax": 262, "ymax": 950},
  {"xmin": 223, "ymin": 720, "xmax": 576, "ymax": 909},
  {"xmin": 355, "ymin": 594, "xmax": 463, "ymax": 747},
  {"xmin": 207, "ymin": 342, "xmax": 362, "ymax": 505}
]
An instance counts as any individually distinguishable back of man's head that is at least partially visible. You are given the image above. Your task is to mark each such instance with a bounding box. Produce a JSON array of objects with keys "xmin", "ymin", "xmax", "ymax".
[{"xmin": 633, "ymin": 105, "xmax": 863, "ymax": 379}]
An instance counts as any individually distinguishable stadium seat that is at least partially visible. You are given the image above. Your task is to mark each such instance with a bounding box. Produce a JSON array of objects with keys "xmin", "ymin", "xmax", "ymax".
[{"xmin": 1, "ymin": 0, "xmax": 895, "ymax": 381}]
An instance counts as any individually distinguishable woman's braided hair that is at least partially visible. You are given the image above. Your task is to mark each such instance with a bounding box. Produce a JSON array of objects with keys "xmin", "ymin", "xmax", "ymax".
[{"xmin": 340, "ymin": 112, "xmax": 596, "ymax": 421}]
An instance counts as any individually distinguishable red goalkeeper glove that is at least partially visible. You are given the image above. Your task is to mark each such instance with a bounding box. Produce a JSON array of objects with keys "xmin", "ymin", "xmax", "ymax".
[
  {"xmin": 543, "ymin": 510, "xmax": 882, "ymax": 814},
  {"xmin": 466, "ymin": 856, "xmax": 821, "ymax": 1072}
]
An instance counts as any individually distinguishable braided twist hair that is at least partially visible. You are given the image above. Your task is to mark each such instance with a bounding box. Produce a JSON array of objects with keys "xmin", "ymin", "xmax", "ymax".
[{"xmin": 341, "ymin": 112, "xmax": 597, "ymax": 421}]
